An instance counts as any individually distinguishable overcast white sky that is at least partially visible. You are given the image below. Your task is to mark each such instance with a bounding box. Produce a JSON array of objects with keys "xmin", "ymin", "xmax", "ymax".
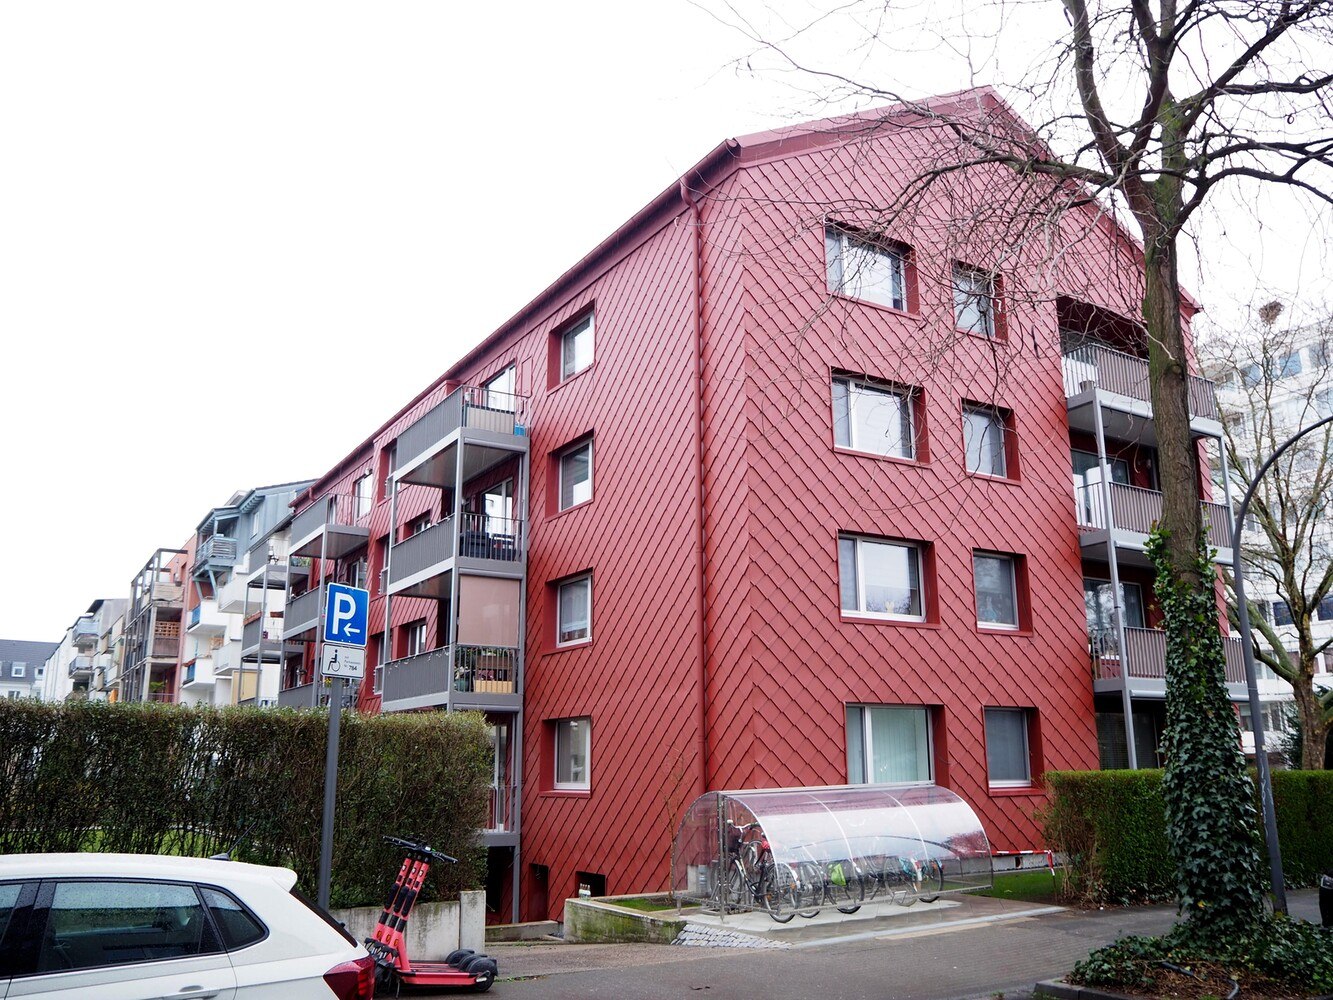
[{"xmin": 3, "ymin": 1, "xmax": 1329, "ymax": 641}]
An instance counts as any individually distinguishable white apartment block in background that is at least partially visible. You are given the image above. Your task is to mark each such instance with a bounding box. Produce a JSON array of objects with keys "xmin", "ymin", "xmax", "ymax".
[
  {"xmin": 0, "ymin": 639, "xmax": 57, "ymax": 700},
  {"xmin": 39, "ymin": 600, "xmax": 128, "ymax": 702}
]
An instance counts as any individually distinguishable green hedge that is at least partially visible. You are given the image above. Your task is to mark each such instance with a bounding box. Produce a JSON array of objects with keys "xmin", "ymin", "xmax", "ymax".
[
  {"xmin": 1045, "ymin": 769, "xmax": 1333, "ymax": 903},
  {"xmin": 0, "ymin": 700, "xmax": 491, "ymax": 908}
]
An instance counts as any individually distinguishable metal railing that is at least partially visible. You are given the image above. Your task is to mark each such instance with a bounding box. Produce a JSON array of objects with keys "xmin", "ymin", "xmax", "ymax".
[
  {"xmin": 381, "ymin": 644, "xmax": 520, "ymax": 705},
  {"xmin": 389, "ymin": 518, "xmax": 454, "ymax": 586},
  {"xmin": 195, "ymin": 535, "xmax": 240, "ymax": 570},
  {"xmin": 71, "ymin": 618, "xmax": 99, "ymax": 645},
  {"xmin": 277, "ymin": 682, "xmax": 318, "ymax": 709},
  {"xmin": 458, "ymin": 512, "xmax": 523, "ymax": 561},
  {"xmin": 1075, "ymin": 482, "xmax": 1234, "ymax": 549},
  {"xmin": 284, "ymin": 588, "xmax": 321, "ymax": 633},
  {"xmin": 394, "ymin": 384, "xmax": 526, "ymax": 478},
  {"xmin": 68, "ymin": 655, "xmax": 93, "ymax": 678},
  {"xmin": 488, "ymin": 783, "xmax": 517, "ymax": 832},
  {"xmin": 1092, "ymin": 627, "xmax": 1248, "ymax": 684},
  {"xmin": 290, "ymin": 492, "xmax": 370, "ymax": 546},
  {"xmin": 1061, "ymin": 342, "xmax": 1220, "ymax": 421},
  {"xmin": 243, "ymin": 614, "xmax": 284, "ymax": 652}
]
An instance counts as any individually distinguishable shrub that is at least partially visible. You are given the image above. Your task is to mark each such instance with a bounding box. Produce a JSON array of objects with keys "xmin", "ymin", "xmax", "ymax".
[
  {"xmin": 1044, "ymin": 768, "xmax": 1333, "ymax": 904},
  {"xmin": 0, "ymin": 700, "xmax": 491, "ymax": 908}
]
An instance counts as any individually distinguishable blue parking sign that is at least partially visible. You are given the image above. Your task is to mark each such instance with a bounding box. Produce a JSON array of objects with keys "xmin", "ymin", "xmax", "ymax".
[{"xmin": 323, "ymin": 583, "xmax": 369, "ymax": 648}]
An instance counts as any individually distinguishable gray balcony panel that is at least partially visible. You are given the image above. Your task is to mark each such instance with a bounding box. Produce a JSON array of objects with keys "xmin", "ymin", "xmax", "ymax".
[
  {"xmin": 277, "ymin": 683, "xmax": 319, "ymax": 709},
  {"xmin": 395, "ymin": 396, "xmax": 465, "ymax": 479},
  {"xmin": 389, "ymin": 521, "xmax": 455, "ymax": 589},
  {"xmin": 380, "ymin": 646, "xmax": 454, "ymax": 712},
  {"xmin": 284, "ymin": 588, "xmax": 321, "ymax": 638}
]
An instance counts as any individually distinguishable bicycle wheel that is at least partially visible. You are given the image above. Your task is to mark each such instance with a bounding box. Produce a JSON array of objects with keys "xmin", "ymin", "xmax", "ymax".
[
  {"xmin": 761, "ymin": 864, "xmax": 798, "ymax": 923},
  {"xmin": 827, "ymin": 860, "xmax": 864, "ymax": 914},
  {"xmin": 794, "ymin": 862, "xmax": 821, "ymax": 919},
  {"xmin": 726, "ymin": 860, "xmax": 748, "ymax": 912},
  {"xmin": 897, "ymin": 856, "xmax": 924, "ymax": 906},
  {"xmin": 919, "ymin": 859, "xmax": 945, "ymax": 903}
]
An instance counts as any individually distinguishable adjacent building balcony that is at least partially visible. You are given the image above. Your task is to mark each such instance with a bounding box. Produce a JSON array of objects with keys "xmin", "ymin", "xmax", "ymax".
[
  {"xmin": 1091, "ymin": 627, "xmax": 1254, "ymax": 698},
  {"xmin": 380, "ymin": 644, "xmax": 520, "ymax": 713},
  {"xmin": 182, "ymin": 658, "xmax": 215, "ymax": 689},
  {"xmin": 277, "ymin": 682, "xmax": 319, "ymax": 709},
  {"xmin": 71, "ymin": 617, "xmax": 100, "ymax": 650},
  {"xmin": 393, "ymin": 384, "xmax": 528, "ymax": 491},
  {"xmin": 186, "ymin": 600, "xmax": 230, "ymax": 637},
  {"xmin": 1062, "ymin": 341, "xmax": 1223, "ymax": 442},
  {"xmin": 386, "ymin": 514, "xmax": 524, "ymax": 599},
  {"xmin": 217, "ymin": 575, "xmax": 252, "ymax": 616},
  {"xmin": 1075, "ymin": 481, "xmax": 1234, "ymax": 566},
  {"xmin": 212, "ymin": 642, "xmax": 241, "ymax": 676},
  {"xmin": 282, "ymin": 588, "xmax": 322, "ymax": 640},
  {"xmin": 485, "ymin": 783, "xmax": 519, "ymax": 847},
  {"xmin": 289, "ymin": 494, "xmax": 370, "ymax": 560},
  {"xmin": 148, "ymin": 582, "xmax": 185, "ymax": 608},
  {"xmin": 192, "ymin": 536, "xmax": 241, "ymax": 577},
  {"xmin": 68, "ymin": 655, "xmax": 93, "ymax": 679}
]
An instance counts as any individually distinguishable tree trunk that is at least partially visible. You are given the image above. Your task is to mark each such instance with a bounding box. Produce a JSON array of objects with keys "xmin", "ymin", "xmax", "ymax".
[{"xmin": 1295, "ymin": 683, "xmax": 1330, "ymax": 770}]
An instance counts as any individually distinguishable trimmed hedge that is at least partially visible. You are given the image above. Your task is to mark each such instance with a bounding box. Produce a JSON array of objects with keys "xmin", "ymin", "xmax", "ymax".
[
  {"xmin": 0, "ymin": 700, "xmax": 491, "ymax": 908},
  {"xmin": 1045, "ymin": 769, "xmax": 1333, "ymax": 903}
]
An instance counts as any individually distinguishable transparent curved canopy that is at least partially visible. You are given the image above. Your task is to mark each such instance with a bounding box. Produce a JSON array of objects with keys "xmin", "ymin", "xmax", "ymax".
[{"xmin": 672, "ymin": 784, "xmax": 993, "ymax": 909}]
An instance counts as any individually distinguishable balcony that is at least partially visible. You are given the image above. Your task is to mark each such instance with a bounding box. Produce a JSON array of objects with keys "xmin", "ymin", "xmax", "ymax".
[
  {"xmin": 192, "ymin": 535, "xmax": 241, "ymax": 577},
  {"xmin": 485, "ymin": 783, "xmax": 519, "ymax": 847},
  {"xmin": 71, "ymin": 617, "xmax": 99, "ymax": 649},
  {"xmin": 212, "ymin": 642, "xmax": 241, "ymax": 676},
  {"xmin": 1090, "ymin": 627, "xmax": 1257, "ymax": 699},
  {"xmin": 387, "ymin": 514, "xmax": 524, "ymax": 599},
  {"xmin": 217, "ymin": 575, "xmax": 252, "ymax": 616},
  {"xmin": 182, "ymin": 658, "xmax": 214, "ymax": 689},
  {"xmin": 394, "ymin": 384, "xmax": 528, "ymax": 490},
  {"xmin": 186, "ymin": 600, "xmax": 230, "ymax": 637},
  {"xmin": 1062, "ymin": 342, "xmax": 1223, "ymax": 442},
  {"xmin": 277, "ymin": 682, "xmax": 318, "ymax": 710},
  {"xmin": 289, "ymin": 494, "xmax": 370, "ymax": 560},
  {"xmin": 283, "ymin": 588, "xmax": 322, "ymax": 640},
  {"xmin": 149, "ymin": 582, "xmax": 185, "ymax": 608},
  {"xmin": 1075, "ymin": 481, "xmax": 1233, "ymax": 566},
  {"xmin": 68, "ymin": 655, "xmax": 93, "ymax": 679},
  {"xmin": 243, "ymin": 614, "xmax": 300, "ymax": 662},
  {"xmin": 380, "ymin": 644, "xmax": 519, "ymax": 714}
]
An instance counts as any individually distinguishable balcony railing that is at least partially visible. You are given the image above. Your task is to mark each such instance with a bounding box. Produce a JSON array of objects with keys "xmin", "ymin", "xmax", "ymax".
[
  {"xmin": 389, "ymin": 518, "xmax": 454, "ymax": 587},
  {"xmin": 242, "ymin": 614, "xmax": 287, "ymax": 653},
  {"xmin": 1061, "ymin": 342, "xmax": 1220, "ymax": 422},
  {"xmin": 277, "ymin": 682, "xmax": 318, "ymax": 709},
  {"xmin": 284, "ymin": 588, "xmax": 321, "ymax": 637},
  {"xmin": 381, "ymin": 644, "xmax": 519, "ymax": 708},
  {"xmin": 290, "ymin": 493, "xmax": 371, "ymax": 552},
  {"xmin": 194, "ymin": 535, "xmax": 240, "ymax": 573},
  {"xmin": 394, "ymin": 385, "xmax": 525, "ymax": 478},
  {"xmin": 458, "ymin": 512, "xmax": 523, "ymax": 562},
  {"xmin": 1075, "ymin": 482, "xmax": 1234, "ymax": 550},
  {"xmin": 68, "ymin": 655, "xmax": 93, "ymax": 678},
  {"xmin": 1091, "ymin": 627, "xmax": 1248, "ymax": 684},
  {"xmin": 488, "ymin": 783, "xmax": 517, "ymax": 833},
  {"xmin": 71, "ymin": 618, "xmax": 99, "ymax": 647}
]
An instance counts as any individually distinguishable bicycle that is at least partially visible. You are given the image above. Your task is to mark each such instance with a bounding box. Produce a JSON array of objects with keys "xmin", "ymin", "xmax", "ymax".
[{"xmin": 722, "ymin": 819, "xmax": 799, "ymax": 922}]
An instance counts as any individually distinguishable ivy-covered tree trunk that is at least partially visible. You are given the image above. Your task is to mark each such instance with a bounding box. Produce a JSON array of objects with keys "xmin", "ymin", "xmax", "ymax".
[{"xmin": 1150, "ymin": 533, "xmax": 1267, "ymax": 942}]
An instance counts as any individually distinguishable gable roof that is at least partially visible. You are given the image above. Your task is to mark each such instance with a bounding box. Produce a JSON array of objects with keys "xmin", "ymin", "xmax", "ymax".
[{"xmin": 0, "ymin": 639, "xmax": 59, "ymax": 664}]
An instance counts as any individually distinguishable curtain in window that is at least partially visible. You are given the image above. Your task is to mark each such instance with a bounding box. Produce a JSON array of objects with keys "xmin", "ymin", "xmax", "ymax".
[
  {"xmin": 963, "ymin": 408, "xmax": 1005, "ymax": 475},
  {"xmin": 860, "ymin": 541, "xmax": 922, "ymax": 616},
  {"xmin": 560, "ymin": 445, "xmax": 592, "ymax": 508},
  {"xmin": 866, "ymin": 706, "xmax": 930, "ymax": 783},
  {"xmin": 974, "ymin": 554, "xmax": 1017, "ymax": 626},
  {"xmin": 984, "ymin": 708, "xmax": 1030, "ymax": 783}
]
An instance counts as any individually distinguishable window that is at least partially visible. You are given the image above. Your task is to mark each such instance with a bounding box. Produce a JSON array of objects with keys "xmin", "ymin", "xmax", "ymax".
[
  {"xmin": 346, "ymin": 557, "xmax": 368, "ymax": 591},
  {"xmin": 403, "ymin": 620, "xmax": 427, "ymax": 658},
  {"xmin": 557, "ymin": 575, "xmax": 592, "ymax": 645},
  {"xmin": 847, "ymin": 705, "xmax": 932, "ymax": 784},
  {"xmin": 1273, "ymin": 599, "xmax": 1294, "ymax": 626},
  {"xmin": 560, "ymin": 314, "xmax": 594, "ymax": 381},
  {"xmin": 974, "ymin": 552, "xmax": 1020, "ymax": 629},
  {"xmin": 962, "ymin": 405, "xmax": 1007, "ymax": 476},
  {"xmin": 953, "ymin": 264, "xmax": 997, "ymax": 337},
  {"xmin": 1319, "ymin": 595, "xmax": 1333, "ymax": 621},
  {"xmin": 0, "ymin": 882, "xmax": 22, "ymax": 941},
  {"xmin": 354, "ymin": 474, "xmax": 373, "ymax": 518},
  {"xmin": 554, "ymin": 717, "xmax": 591, "ymax": 789},
  {"xmin": 11, "ymin": 663, "xmax": 24, "ymax": 678},
  {"xmin": 379, "ymin": 444, "xmax": 397, "ymax": 501},
  {"xmin": 839, "ymin": 536, "xmax": 925, "ymax": 621},
  {"xmin": 38, "ymin": 880, "xmax": 220, "ymax": 972},
  {"xmin": 1083, "ymin": 579, "xmax": 1146, "ymax": 646},
  {"xmin": 832, "ymin": 376, "xmax": 916, "ymax": 459},
  {"xmin": 985, "ymin": 708, "xmax": 1032, "ymax": 786},
  {"xmin": 558, "ymin": 440, "xmax": 593, "ymax": 510},
  {"xmin": 199, "ymin": 887, "xmax": 266, "ymax": 950},
  {"xmin": 1278, "ymin": 351, "xmax": 1304, "ymax": 379},
  {"xmin": 407, "ymin": 514, "xmax": 432, "ymax": 537},
  {"xmin": 825, "ymin": 226, "xmax": 907, "ymax": 310},
  {"xmin": 483, "ymin": 364, "xmax": 517, "ymax": 410},
  {"xmin": 372, "ymin": 635, "xmax": 385, "ymax": 693}
]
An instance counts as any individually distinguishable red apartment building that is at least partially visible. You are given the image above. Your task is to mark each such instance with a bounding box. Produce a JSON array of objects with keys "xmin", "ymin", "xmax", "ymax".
[{"xmin": 278, "ymin": 89, "xmax": 1234, "ymax": 922}]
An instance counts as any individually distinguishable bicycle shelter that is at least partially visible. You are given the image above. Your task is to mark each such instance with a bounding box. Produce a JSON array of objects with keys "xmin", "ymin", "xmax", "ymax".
[{"xmin": 672, "ymin": 784, "xmax": 993, "ymax": 916}]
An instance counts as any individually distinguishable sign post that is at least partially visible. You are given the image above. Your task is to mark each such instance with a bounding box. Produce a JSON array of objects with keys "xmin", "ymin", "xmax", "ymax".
[{"xmin": 317, "ymin": 583, "xmax": 369, "ymax": 909}]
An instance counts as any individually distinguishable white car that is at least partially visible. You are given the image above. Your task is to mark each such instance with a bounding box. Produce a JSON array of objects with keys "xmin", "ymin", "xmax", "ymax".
[{"xmin": 0, "ymin": 853, "xmax": 374, "ymax": 1000}]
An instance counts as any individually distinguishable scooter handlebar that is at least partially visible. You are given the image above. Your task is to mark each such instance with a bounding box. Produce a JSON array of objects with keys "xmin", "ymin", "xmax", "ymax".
[{"xmin": 383, "ymin": 834, "xmax": 458, "ymax": 864}]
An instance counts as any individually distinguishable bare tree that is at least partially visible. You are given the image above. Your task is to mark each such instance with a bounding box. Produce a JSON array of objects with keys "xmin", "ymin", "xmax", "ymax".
[{"xmin": 1208, "ymin": 305, "xmax": 1333, "ymax": 769}]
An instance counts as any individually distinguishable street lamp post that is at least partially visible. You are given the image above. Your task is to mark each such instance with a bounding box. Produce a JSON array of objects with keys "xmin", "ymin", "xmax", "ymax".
[{"xmin": 1230, "ymin": 411, "xmax": 1333, "ymax": 916}]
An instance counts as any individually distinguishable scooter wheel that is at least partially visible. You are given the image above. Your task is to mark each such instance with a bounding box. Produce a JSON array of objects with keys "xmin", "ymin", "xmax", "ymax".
[
  {"xmin": 445, "ymin": 948, "xmax": 476, "ymax": 967},
  {"xmin": 462, "ymin": 954, "xmax": 496, "ymax": 974},
  {"xmin": 464, "ymin": 957, "xmax": 497, "ymax": 992}
]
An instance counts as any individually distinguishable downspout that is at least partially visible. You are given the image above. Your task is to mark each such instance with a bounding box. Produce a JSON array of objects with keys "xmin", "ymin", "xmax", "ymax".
[{"xmin": 680, "ymin": 176, "xmax": 708, "ymax": 796}]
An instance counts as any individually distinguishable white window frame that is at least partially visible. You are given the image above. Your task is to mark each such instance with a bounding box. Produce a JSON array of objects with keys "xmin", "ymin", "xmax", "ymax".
[
  {"xmin": 832, "ymin": 376, "xmax": 916, "ymax": 459},
  {"xmin": 558, "ymin": 440, "xmax": 593, "ymax": 511},
  {"xmin": 483, "ymin": 364, "xmax": 517, "ymax": 411},
  {"xmin": 404, "ymin": 620, "xmax": 427, "ymax": 658},
  {"xmin": 953, "ymin": 264, "xmax": 997, "ymax": 337},
  {"xmin": 839, "ymin": 535, "xmax": 926, "ymax": 622},
  {"xmin": 974, "ymin": 551, "xmax": 1021, "ymax": 630},
  {"xmin": 825, "ymin": 226, "xmax": 907, "ymax": 311},
  {"xmin": 554, "ymin": 716, "xmax": 591, "ymax": 790},
  {"xmin": 560, "ymin": 314, "xmax": 594, "ymax": 381},
  {"xmin": 847, "ymin": 704, "xmax": 934, "ymax": 786},
  {"xmin": 354, "ymin": 474, "xmax": 374, "ymax": 518},
  {"xmin": 984, "ymin": 707, "xmax": 1032, "ymax": 787},
  {"xmin": 11, "ymin": 663, "xmax": 24, "ymax": 678},
  {"xmin": 556, "ymin": 574, "xmax": 592, "ymax": 646},
  {"xmin": 962, "ymin": 405, "xmax": 1008, "ymax": 477}
]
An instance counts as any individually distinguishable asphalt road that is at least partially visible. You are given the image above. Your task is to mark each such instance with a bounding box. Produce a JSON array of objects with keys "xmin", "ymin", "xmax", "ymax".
[{"xmin": 476, "ymin": 890, "xmax": 1324, "ymax": 1000}]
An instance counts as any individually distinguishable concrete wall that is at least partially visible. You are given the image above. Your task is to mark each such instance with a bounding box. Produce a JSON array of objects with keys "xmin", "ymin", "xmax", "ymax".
[{"xmin": 331, "ymin": 889, "xmax": 486, "ymax": 957}]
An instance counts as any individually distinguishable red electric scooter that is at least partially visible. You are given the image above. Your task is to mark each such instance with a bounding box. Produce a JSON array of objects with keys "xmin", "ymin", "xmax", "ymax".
[{"xmin": 364, "ymin": 835, "xmax": 498, "ymax": 994}]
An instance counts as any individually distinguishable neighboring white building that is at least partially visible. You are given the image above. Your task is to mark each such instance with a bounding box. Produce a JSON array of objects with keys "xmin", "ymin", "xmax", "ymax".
[
  {"xmin": 38, "ymin": 600, "xmax": 128, "ymax": 702},
  {"xmin": 1210, "ymin": 327, "xmax": 1333, "ymax": 755},
  {"xmin": 0, "ymin": 639, "xmax": 57, "ymax": 700}
]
